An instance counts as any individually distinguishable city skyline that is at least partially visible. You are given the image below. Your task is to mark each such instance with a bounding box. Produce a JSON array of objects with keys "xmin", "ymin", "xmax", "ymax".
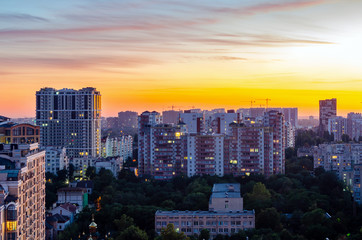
[{"xmin": 1, "ymin": 0, "xmax": 362, "ymax": 117}]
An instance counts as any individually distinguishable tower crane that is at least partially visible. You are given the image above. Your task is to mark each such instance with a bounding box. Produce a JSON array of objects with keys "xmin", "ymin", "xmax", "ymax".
[
  {"xmin": 240, "ymin": 100, "xmax": 255, "ymax": 108},
  {"xmin": 256, "ymin": 98, "xmax": 272, "ymax": 109}
]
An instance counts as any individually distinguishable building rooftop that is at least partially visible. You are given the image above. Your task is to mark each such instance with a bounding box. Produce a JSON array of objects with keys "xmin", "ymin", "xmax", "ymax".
[
  {"xmin": 155, "ymin": 210, "xmax": 254, "ymax": 216},
  {"xmin": 75, "ymin": 180, "xmax": 93, "ymax": 189},
  {"xmin": 212, "ymin": 183, "xmax": 240, "ymax": 193},
  {"xmin": 0, "ymin": 116, "xmax": 10, "ymax": 122},
  {"xmin": 212, "ymin": 192, "xmax": 242, "ymax": 199},
  {"xmin": 211, "ymin": 183, "xmax": 241, "ymax": 199},
  {"xmin": 0, "ymin": 157, "xmax": 15, "ymax": 169},
  {"xmin": 58, "ymin": 187, "xmax": 87, "ymax": 193},
  {"xmin": 0, "ymin": 122, "xmax": 17, "ymax": 128},
  {"xmin": 59, "ymin": 203, "xmax": 77, "ymax": 213}
]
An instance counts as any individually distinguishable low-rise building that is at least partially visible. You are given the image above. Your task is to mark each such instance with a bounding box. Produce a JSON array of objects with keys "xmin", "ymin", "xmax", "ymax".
[
  {"xmin": 50, "ymin": 203, "xmax": 77, "ymax": 223},
  {"xmin": 69, "ymin": 180, "xmax": 93, "ymax": 195},
  {"xmin": 0, "ymin": 122, "xmax": 40, "ymax": 144},
  {"xmin": 57, "ymin": 187, "xmax": 88, "ymax": 211},
  {"xmin": 155, "ymin": 183, "xmax": 255, "ymax": 239}
]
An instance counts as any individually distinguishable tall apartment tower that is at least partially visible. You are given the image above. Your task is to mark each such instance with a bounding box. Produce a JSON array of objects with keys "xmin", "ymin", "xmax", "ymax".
[
  {"xmin": 151, "ymin": 123, "xmax": 187, "ymax": 179},
  {"xmin": 162, "ymin": 110, "xmax": 182, "ymax": 125},
  {"xmin": 319, "ymin": 98, "xmax": 337, "ymax": 133},
  {"xmin": 138, "ymin": 111, "xmax": 162, "ymax": 176},
  {"xmin": 264, "ymin": 111, "xmax": 286, "ymax": 174},
  {"xmin": 36, "ymin": 87, "xmax": 101, "ymax": 158},
  {"xmin": 180, "ymin": 111, "xmax": 205, "ymax": 133},
  {"xmin": 187, "ymin": 134, "xmax": 224, "ymax": 177},
  {"xmin": 118, "ymin": 111, "xmax": 138, "ymax": 128},
  {"xmin": 0, "ymin": 143, "xmax": 46, "ymax": 240}
]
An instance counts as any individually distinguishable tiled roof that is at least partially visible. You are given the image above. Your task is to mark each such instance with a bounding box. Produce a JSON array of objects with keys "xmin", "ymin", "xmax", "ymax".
[
  {"xmin": 76, "ymin": 180, "xmax": 93, "ymax": 189},
  {"xmin": 59, "ymin": 203, "xmax": 77, "ymax": 213},
  {"xmin": 58, "ymin": 187, "xmax": 87, "ymax": 193}
]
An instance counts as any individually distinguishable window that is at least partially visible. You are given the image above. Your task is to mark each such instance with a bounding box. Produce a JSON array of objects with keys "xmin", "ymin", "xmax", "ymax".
[{"xmin": 7, "ymin": 205, "xmax": 17, "ymax": 221}]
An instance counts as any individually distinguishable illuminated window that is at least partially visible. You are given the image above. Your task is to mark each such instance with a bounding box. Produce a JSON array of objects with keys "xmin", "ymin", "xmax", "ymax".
[{"xmin": 6, "ymin": 221, "xmax": 17, "ymax": 231}]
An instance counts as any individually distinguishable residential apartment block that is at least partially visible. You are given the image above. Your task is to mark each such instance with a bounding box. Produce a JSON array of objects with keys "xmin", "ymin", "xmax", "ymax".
[
  {"xmin": 328, "ymin": 116, "xmax": 347, "ymax": 141},
  {"xmin": 187, "ymin": 134, "xmax": 224, "ymax": 177},
  {"xmin": 45, "ymin": 147, "xmax": 69, "ymax": 174},
  {"xmin": 319, "ymin": 98, "xmax": 337, "ymax": 133},
  {"xmin": 313, "ymin": 143, "xmax": 362, "ymax": 204},
  {"xmin": 138, "ymin": 110, "xmax": 287, "ymax": 179},
  {"xmin": 36, "ymin": 87, "xmax": 101, "ymax": 158},
  {"xmin": 0, "ymin": 143, "xmax": 46, "ymax": 240},
  {"xmin": 138, "ymin": 111, "xmax": 162, "ymax": 176},
  {"xmin": 118, "ymin": 111, "xmax": 138, "ymax": 129},
  {"xmin": 326, "ymin": 112, "xmax": 362, "ymax": 142},
  {"xmin": 101, "ymin": 135, "xmax": 133, "ymax": 160}
]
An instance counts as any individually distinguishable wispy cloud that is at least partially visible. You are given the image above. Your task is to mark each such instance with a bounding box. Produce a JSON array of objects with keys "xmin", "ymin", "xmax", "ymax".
[
  {"xmin": 0, "ymin": 13, "xmax": 48, "ymax": 22},
  {"xmin": 212, "ymin": 0, "xmax": 326, "ymax": 15},
  {"xmin": 0, "ymin": 56, "xmax": 161, "ymax": 70}
]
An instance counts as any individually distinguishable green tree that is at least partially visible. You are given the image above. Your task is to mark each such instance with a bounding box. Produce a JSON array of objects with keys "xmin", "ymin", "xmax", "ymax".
[
  {"xmin": 116, "ymin": 225, "xmax": 148, "ymax": 240},
  {"xmin": 341, "ymin": 134, "xmax": 350, "ymax": 143},
  {"xmin": 114, "ymin": 214, "xmax": 135, "ymax": 232},
  {"xmin": 198, "ymin": 229, "xmax": 210, "ymax": 240},
  {"xmin": 68, "ymin": 163, "xmax": 75, "ymax": 181},
  {"xmin": 158, "ymin": 224, "xmax": 190, "ymax": 240},
  {"xmin": 256, "ymin": 208, "xmax": 282, "ymax": 231},
  {"xmin": 245, "ymin": 182, "xmax": 272, "ymax": 211},
  {"xmin": 86, "ymin": 166, "xmax": 97, "ymax": 179}
]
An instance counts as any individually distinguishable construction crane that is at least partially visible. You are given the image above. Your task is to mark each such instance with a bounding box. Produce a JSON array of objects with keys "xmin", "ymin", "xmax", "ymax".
[
  {"xmin": 167, "ymin": 105, "xmax": 182, "ymax": 111},
  {"xmin": 240, "ymin": 100, "xmax": 255, "ymax": 108},
  {"xmin": 256, "ymin": 98, "xmax": 272, "ymax": 109}
]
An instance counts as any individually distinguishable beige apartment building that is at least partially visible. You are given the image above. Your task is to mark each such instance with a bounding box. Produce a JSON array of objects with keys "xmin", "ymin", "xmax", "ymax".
[
  {"xmin": 0, "ymin": 143, "xmax": 46, "ymax": 240},
  {"xmin": 155, "ymin": 183, "xmax": 255, "ymax": 239}
]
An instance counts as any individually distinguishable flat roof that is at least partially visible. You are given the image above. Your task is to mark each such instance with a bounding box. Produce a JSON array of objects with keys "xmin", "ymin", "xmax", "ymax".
[
  {"xmin": 155, "ymin": 210, "xmax": 254, "ymax": 216},
  {"xmin": 0, "ymin": 170, "xmax": 20, "ymax": 178},
  {"xmin": 212, "ymin": 183, "xmax": 240, "ymax": 193},
  {"xmin": 211, "ymin": 192, "xmax": 241, "ymax": 199}
]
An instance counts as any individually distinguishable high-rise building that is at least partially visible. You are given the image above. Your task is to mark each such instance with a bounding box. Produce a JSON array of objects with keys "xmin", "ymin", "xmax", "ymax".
[
  {"xmin": 328, "ymin": 116, "xmax": 348, "ymax": 141},
  {"xmin": 162, "ymin": 110, "xmax": 182, "ymax": 125},
  {"xmin": 282, "ymin": 108, "xmax": 298, "ymax": 128},
  {"xmin": 207, "ymin": 110, "xmax": 240, "ymax": 135},
  {"xmin": 105, "ymin": 117, "xmax": 119, "ymax": 129},
  {"xmin": 118, "ymin": 111, "xmax": 138, "ymax": 128},
  {"xmin": 151, "ymin": 123, "xmax": 187, "ymax": 179},
  {"xmin": 0, "ymin": 143, "xmax": 46, "ymax": 240},
  {"xmin": 187, "ymin": 134, "xmax": 224, "ymax": 177},
  {"xmin": 225, "ymin": 123, "xmax": 274, "ymax": 177},
  {"xmin": 101, "ymin": 135, "xmax": 133, "ymax": 160},
  {"xmin": 36, "ymin": 87, "xmax": 101, "ymax": 158},
  {"xmin": 180, "ymin": 111, "xmax": 205, "ymax": 133},
  {"xmin": 138, "ymin": 111, "xmax": 162, "ymax": 176},
  {"xmin": 285, "ymin": 121, "xmax": 295, "ymax": 148},
  {"xmin": 250, "ymin": 108, "xmax": 266, "ymax": 118},
  {"xmin": 319, "ymin": 98, "xmax": 337, "ymax": 133},
  {"xmin": 313, "ymin": 143, "xmax": 362, "ymax": 175},
  {"xmin": 264, "ymin": 111, "xmax": 285, "ymax": 174},
  {"xmin": 347, "ymin": 113, "xmax": 362, "ymax": 141},
  {"xmin": 45, "ymin": 147, "xmax": 69, "ymax": 174}
]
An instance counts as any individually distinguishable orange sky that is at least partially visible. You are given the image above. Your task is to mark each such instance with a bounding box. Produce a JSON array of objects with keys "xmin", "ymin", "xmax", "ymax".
[{"xmin": 0, "ymin": 0, "xmax": 361, "ymax": 118}]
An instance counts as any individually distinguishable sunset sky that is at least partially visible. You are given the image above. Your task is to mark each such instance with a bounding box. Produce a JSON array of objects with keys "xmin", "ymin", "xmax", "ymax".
[{"xmin": 0, "ymin": 0, "xmax": 361, "ymax": 118}]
